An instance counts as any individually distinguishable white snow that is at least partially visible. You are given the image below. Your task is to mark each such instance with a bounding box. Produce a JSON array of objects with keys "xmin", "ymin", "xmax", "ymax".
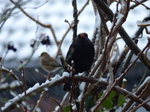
[
  {"xmin": 0, "ymin": 82, "xmax": 9, "ymax": 89},
  {"xmin": 35, "ymin": 68, "xmax": 39, "ymax": 72},
  {"xmin": 51, "ymin": 74, "xmax": 61, "ymax": 82},
  {"xmin": 43, "ymin": 87, "xmax": 48, "ymax": 91},
  {"xmin": 136, "ymin": 20, "xmax": 150, "ymax": 26},
  {"xmin": 10, "ymin": 91, "xmax": 17, "ymax": 97},
  {"xmin": 123, "ymin": 78, "xmax": 127, "ymax": 82},
  {"xmin": 1, "ymin": 94, "xmax": 23, "ymax": 111},
  {"xmin": 77, "ymin": 91, "xmax": 83, "ymax": 102},
  {"xmin": 79, "ymin": 82, "xmax": 86, "ymax": 91},
  {"xmin": 62, "ymin": 72, "xmax": 70, "ymax": 77},
  {"xmin": 2, "ymin": 66, "xmax": 10, "ymax": 71},
  {"xmin": 116, "ymin": 13, "xmax": 124, "ymax": 25},
  {"xmin": 26, "ymin": 83, "xmax": 40, "ymax": 93},
  {"xmin": 1, "ymin": 77, "xmax": 59, "ymax": 111},
  {"xmin": 9, "ymin": 80, "xmax": 22, "ymax": 88},
  {"xmin": 110, "ymin": 42, "xmax": 120, "ymax": 64},
  {"xmin": 99, "ymin": 77, "xmax": 107, "ymax": 82}
]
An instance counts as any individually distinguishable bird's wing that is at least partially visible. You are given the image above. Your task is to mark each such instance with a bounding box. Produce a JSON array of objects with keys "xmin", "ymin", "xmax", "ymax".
[
  {"xmin": 65, "ymin": 44, "xmax": 75, "ymax": 63},
  {"xmin": 50, "ymin": 61, "xmax": 61, "ymax": 67},
  {"xmin": 41, "ymin": 59, "xmax": 60, "ymax": 67}
]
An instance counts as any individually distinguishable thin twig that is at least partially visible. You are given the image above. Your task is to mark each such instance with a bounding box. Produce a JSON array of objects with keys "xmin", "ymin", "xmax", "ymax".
[
  {"xmin": 130, "ymin": 0, "xmax": 149, "ymax": 9},
  {"xmin": 33, "ymin": 91, "xmax": 45, "ymax": 112},
  {"xmin": 79, "ymin": 82, "xmax": 90, "ymax": 112},
  {"xmin": 72, "ymin": 0, "xmax": 78, "ymax": 40},
  {"xmin": 55, "ymin": 92, "xmax": 70, "ymax": 112},
  {"xmin": 20, "ymin": 61, "xmax": 27, "ymax": 112},
  {"xmin": 10, "ymin": 0, "xmax": 50, "ymax": 28},
  {"xmin": 20, "ymin": 61, "xmax": 26, "ymax": 95},
  {"xmin": 50, "ymin": 97, "xmax": 64, "ymax": 112},
  {"xmin": 55, "ymin": 0, "xmax": 90, "ymax": 59},
  {"xmin": 130, "ymin": 99, "xmax": 150, "ymax": 112}
]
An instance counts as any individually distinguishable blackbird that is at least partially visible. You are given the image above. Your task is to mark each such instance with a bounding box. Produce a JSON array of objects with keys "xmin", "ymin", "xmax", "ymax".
[{"xmin": 63, "ymin": 33, "xmax": 95, "ymax": 91}]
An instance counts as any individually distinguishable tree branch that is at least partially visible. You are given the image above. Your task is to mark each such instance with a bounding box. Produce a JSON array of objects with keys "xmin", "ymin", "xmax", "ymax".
[{"xmin": 1, "ymin": 75, "xmax": 150, "ymax": 112}]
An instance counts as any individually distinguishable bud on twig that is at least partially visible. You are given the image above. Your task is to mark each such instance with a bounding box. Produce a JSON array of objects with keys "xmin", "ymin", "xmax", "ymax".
[
  {"xmin": 41, "ymin": 35, "xmax": 51, "ymax": 46},
  {"xmin": 7, "ymin": 41, "xmax": 17, "ymax": 52},
  {"xmin": 30, "ymin": 39, "xmax": 36, "ymax": 48}
]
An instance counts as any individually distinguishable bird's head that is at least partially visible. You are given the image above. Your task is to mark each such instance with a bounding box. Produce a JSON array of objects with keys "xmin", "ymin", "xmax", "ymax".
[
  {"xmin": 39, "ymin": 52, "xmax": 49, "ymax": 59},
  {"xmin": 78, "ymin": 33, "xmax": 88, "ymax": 38}
]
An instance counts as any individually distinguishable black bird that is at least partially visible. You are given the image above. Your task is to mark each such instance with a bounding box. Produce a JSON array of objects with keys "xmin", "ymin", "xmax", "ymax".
[{"xmin": 63, "ymin": 33, "xmax": 95, "ymax": 91}]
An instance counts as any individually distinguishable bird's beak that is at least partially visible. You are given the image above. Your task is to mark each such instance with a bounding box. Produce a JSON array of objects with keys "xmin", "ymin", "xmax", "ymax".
[{"xmin": 80, "ymin": 33, "xmax": 85, "ymax": 37}]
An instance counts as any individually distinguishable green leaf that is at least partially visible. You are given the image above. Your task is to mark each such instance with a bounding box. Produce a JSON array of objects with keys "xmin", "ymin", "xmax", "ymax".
[
  {"xmin": 101, "ymin": 90, "xmax": 125, "ymax": 109},
  {"xmin": 101, "ymin": 91, "xmax": 115, "ymax": 109},
  {"xmin": 63, "ymin": 105, "xmax": 70, "ymax": 112},
  {"xmin": 117, "ymin": 94, "xmax": 126, "ymax": 107},
  {"xmin": 85, "ymin": 94, "xmax": 95, "ymax": 110}
]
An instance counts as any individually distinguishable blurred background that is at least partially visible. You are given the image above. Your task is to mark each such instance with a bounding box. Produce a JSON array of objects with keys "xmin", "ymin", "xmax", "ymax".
[
  {"xmin": 0, "ymin": 0, "xmax": 150, "ymax": 111},
  {"xmin": 0, "ymin": 0, "xmax": 150, "ymax": 60}
]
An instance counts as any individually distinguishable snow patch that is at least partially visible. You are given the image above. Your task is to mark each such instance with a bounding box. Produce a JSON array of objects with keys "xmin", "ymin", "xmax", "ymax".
[
  {"xmin": 62, "ymin": 72, "xmax": 70, "ymax": 77},
  {"xmin": 136, "ymin": 20, "xmax": 150, "ymax": 26},
  {"xmin": 0, "ymin": 82, "xmax": 9, "ymax": 89},
  {"xmin": 51, "ymin": 74, "xmax": 61, "ymax": 82},
  {"xmin": 9, "ymin": 80, "xmax": 22, "ymax": 88}
]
